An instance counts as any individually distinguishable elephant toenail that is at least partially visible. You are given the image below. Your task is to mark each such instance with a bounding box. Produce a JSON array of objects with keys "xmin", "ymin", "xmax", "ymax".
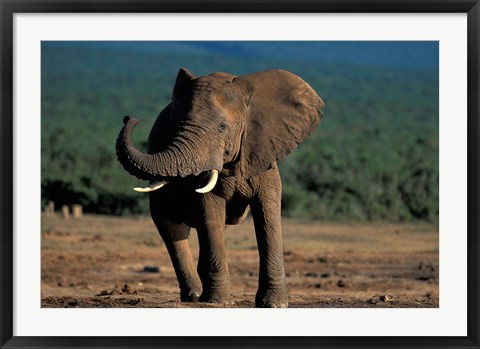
[{"xmin": 190, "ymin": 292, "xmax": 200, "ymax": 301}]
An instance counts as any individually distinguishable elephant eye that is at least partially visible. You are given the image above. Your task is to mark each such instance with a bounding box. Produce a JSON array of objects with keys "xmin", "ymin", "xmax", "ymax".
[{"xmin": 218, "ymin": 121, "xmax": 228, "ymax": 133}]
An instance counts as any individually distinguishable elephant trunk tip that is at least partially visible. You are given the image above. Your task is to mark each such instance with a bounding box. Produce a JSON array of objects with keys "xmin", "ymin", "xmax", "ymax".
[{"xmin": 123, "ymin": 116, "xmax": 138, "ymax": 126}]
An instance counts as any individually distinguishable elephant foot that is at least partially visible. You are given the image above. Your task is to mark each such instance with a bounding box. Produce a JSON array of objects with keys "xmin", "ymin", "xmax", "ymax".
[
  {"xmin": 199, "ymin": 288, "xmax": 230, "ymax": 304},
  {"xmin": 180, "ymin": 288, "xmax": 201, "ymax": 303},
  {"xmin": 255, "ymin": 287, "xmax": 288, "ymax": 308}
]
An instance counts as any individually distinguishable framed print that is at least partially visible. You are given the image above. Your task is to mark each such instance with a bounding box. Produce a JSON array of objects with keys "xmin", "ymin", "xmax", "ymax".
[{"xmin": 1, "ymin": 1, "xmax": 479, "ymax": 348}]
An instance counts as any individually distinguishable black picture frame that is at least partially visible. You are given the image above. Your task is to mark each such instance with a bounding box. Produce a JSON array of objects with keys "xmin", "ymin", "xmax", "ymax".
[{"xmin": 1, "ymin": 1, "xmax": 479, "ymax": 348}]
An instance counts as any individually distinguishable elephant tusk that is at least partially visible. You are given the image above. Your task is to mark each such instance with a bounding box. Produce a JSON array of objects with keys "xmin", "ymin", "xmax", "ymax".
[
  {"xmin": 195, "ymin": 170, "xmax": 219, "ymax": 193},
  {"xmin": 133, "ymin": 180, "xmax": 168, "ymax": 193}
]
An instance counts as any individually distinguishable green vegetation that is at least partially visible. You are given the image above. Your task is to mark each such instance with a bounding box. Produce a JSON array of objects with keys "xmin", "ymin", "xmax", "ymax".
[{"xmin": 41, "ymin": 42, "xmax": 438, "ymax": 222}]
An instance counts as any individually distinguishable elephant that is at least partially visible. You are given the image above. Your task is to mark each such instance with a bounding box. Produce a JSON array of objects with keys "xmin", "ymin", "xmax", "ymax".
[{"xmin": 115, "ymin": 68, "xmax": 324, "ymax": 307}]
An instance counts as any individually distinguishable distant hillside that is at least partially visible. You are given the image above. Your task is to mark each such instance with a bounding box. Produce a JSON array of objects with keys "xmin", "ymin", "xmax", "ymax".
[
  {"xmin": 46, "ymin": 41, "xmax": 438, "ymax": 70},
  {"xmin": 41, "ymin": 41, "xmax": 438, "ymax": 221}
]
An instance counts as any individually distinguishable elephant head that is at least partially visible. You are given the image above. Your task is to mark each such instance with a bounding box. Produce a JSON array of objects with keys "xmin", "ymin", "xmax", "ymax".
[{"xmin": 116, "ymin": 68, "xmax": 324, "ymax": 192}]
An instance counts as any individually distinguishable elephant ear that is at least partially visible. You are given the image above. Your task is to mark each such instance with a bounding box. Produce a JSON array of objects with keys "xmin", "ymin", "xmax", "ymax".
[
  {"xmin": 172, "ymin": 67, "xmax": 195, "ymax": 104},
  {"xmin": 234, "ymin": 69, "xmax": 324, "ymax": 179}
]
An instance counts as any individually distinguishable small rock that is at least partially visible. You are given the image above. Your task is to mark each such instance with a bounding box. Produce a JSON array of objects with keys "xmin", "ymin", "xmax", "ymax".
[
  {"xmin": 337, "ymin": 279, "xmax": 346, "ymax": 288},
  {"xmin": 143, "ymin": 266, "xmax": 160, "ymax": 273},
  {"xmin": 317, "ymin": 257, "xmax": 328, "ymax": 263},
  {"xmin": 122, "ymin": 284, "xmax": 132, "ymax": 293},
  {"xmin": 380, "ymin": 294, "xmax": 394, "ymax": 302},
  {"xmin": 305, "ymin": 272, "xmax": 318, "ymax": 277},
  {"xmin": 97, "ymin": 289, "xmax": 113, "ymax": 296},
  {"xmin": 66, "ymin": 300, "xmax": 78, "ymax": 307},
  {"xmin": 417, "ymin": 276, "xmax": 431, "ymax": 281},
  {"xmin": 314, "ymin": 283, "xmax": 322, "ymax": 288},
  {"xmin": 321, "ymin": 272, "xmax": 330, "ymax": 278}
]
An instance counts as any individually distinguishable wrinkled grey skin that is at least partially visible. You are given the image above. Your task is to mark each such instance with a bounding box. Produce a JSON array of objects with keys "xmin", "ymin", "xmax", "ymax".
[{"xmin": 116, "ymin": 68, "xmax": 324, "ymax": 307}]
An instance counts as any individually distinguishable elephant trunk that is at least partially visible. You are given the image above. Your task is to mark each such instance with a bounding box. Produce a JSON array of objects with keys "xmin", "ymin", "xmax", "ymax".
[{"xmin": 115, "ymin": 116, "xmax": 208, "ymax": 180}]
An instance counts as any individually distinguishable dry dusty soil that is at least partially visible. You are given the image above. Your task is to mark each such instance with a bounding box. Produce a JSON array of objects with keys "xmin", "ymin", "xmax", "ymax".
[{"xmin": 41, "ymin": 214, "xmax": 438, "ymax": 308}]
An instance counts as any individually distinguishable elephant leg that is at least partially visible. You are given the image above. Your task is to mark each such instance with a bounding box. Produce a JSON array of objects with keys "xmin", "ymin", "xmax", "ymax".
[
  {"xmin": 150, "ymin": 213, "xmax": 202, "ymax": 302},
  {"xmin": 196, "ymin": 194, "xmax": 230, "ymax": 303},
  {"xmin": 155, "ymin": 221, "xmax": 202, "ymax": 302},
  {"xmin": 250, "ymin": 168, "xmax": 288, "ymax": 308}
]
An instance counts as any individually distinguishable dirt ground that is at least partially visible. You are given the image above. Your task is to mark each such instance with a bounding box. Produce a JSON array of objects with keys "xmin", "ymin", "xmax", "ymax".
[{"xmin": 41, "ymin": 214, "xmax": 438, "ymax": 308}]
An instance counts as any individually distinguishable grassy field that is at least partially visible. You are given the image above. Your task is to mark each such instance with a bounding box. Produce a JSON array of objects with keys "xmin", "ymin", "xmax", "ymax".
[{"xmin": 41, "ymin": 214, "xmax": 438, "ymax": 308}]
